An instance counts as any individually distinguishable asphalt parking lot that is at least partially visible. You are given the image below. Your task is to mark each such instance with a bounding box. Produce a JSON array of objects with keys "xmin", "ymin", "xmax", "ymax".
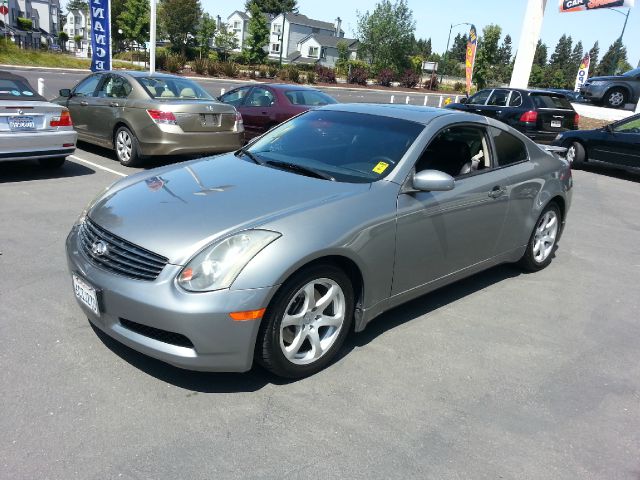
[{"xmin": 1, "ymin": 147, "xmax": 639, "ymax": 479}]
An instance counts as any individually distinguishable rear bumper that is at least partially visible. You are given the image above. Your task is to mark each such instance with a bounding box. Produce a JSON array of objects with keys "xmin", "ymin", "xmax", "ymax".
[
  {"xmin": 522, "ymin": 129, "xmax": 565, "ymax": 145},
  {"xmin": 0, "ymin": 129, "xmax": 77, "ymax": 162},
  {"xmin": 136, "ymin": 124, "xmax": 244, "ymax": 157}
]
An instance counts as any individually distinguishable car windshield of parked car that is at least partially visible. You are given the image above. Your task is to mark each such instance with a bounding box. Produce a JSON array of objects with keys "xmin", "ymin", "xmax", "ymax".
[
  {"xmin": 530, "ymin": 93, "xmax": 573, "ymax": 110},
  {"xmin": 137, "ymin": 77, "xmax": 214, "ymax": 100},
  {"xmin": 622, "ymin": 67, "xmax": 640, "ymax": 77},
  {"xmin": 246, "ymin": 110, "xmax": 424, "ymax": 183},
  {"xmin": 0, "ymin": 77, "xmax": 46, "ymax": 101},
  {"xmin": 285, "ymin": 90, "xmax": 337, "ymax": 106}
]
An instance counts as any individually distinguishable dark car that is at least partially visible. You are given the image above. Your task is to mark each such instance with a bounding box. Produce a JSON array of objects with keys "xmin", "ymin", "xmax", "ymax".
[
  {"xmin": 545, "ymin": 88, "xmax": 585, "ymax": 103},
  {"xmin": 219, "ymin": 83, "xmax": 337, "ymax": 140},
  {"xmin": 580, "ymin": 67, "xmax": 640, "ymax": 109},
  {"xmin": 446, "ymin": 88, "xmax": 579, "ymax": 144},
  {"xmin": 552, "ymin": 113, "xmax": 640, "ymax": 172}
]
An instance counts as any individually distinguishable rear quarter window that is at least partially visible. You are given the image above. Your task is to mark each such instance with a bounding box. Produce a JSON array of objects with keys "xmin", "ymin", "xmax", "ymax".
[
  {"xmin": 531, "ymin": 94, "xmax": 573, "ymax": 110},
  {"xmin": 491, "ymin": 127, "xmax": 528, "ymax": 167}
]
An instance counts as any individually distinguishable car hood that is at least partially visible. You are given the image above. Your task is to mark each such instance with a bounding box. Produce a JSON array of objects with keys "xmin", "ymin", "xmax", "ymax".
[
  {"xmin": 586, "ymin": 75, "xmax": 624, "ymax": 82},
  {"xmin": 88, "ymin": 154, "xmax": 371, "ymax": 264}
]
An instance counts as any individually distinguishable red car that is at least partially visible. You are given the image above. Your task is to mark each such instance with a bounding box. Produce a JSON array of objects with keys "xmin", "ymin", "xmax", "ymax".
[{"xmin": 219, "ymin": 83, "xmax": 337, "ymax": 140}]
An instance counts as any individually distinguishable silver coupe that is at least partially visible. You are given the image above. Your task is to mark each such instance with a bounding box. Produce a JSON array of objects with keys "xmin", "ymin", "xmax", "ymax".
[{"xmin": 66, "ymin": 104, "xmax": 572, "ymax": 378}]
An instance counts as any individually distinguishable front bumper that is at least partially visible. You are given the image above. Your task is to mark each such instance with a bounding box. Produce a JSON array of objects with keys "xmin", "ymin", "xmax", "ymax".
[
  {"xmin": 580, "ymin": 84, "xmax": 607, "ymax": 102},
  {"xmin": 0, "ymin": 129, "xmax": 77, "ymax": 162},
  {"xmin": 66, "ymin": 226, "xmax": 277, "ymax": 372}
]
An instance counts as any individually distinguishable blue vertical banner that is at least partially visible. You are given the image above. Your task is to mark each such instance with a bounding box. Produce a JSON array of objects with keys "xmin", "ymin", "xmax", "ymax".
[{"xmin": 90, "ymin": 0, "xmax": 112, "ymax": 72}]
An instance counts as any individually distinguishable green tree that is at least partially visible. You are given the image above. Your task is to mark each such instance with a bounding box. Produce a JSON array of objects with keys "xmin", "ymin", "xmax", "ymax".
[
  {"xmin": 588, "ymin": 41, "xmax": 599, "ymax": 73},
  {"xmin": 245, "ymin": 0, "xmax": 297, "ymax": 15},
  {"xmin": 549, "ymin": 34, "xmax": 572, "ymax": 70},
  {"xmin": 117, "ymin": 0, "xmax": 150, "ymax": 48},
  {"xmin": 66, "ymin": 0, "xmax": 88, "ymax": 13},
  {"xmin": 566, "ymin": 40, "xmax": 583, "ymax": 86},
  {"xmin": 245, "ymin": 2, "xmax": 269, "ymax": 64},
  {"xmin": 533, "ymin": 39, "xmax": 548, "ymax": 67},
  {"xmin": 451, "ymin": 33, "xmax": 468, "ymax": 63},
  {"xmin": 214, "ymin": 23, "xmax": 239, "ymax": 62},
  {"xmin": 111, "ymin": 0, "xmax": 126, "ymax": 52},
  {"xmin": 356, "ymin": 0, "xmax": 416, "ymax": 73},
  {"xmin": 58, "ymin": 32, "xmax": 69, "ymax": 52},
  {"xmin": 158, "ymin": 0, "xmax": 202, "ymax": 55},
  {"xmin": 529, "ymin": 64, "xmax": 545, "ymax": 87},
  {"xmin": 335, "ymin": 40, "xmax": 350, "ymax": 74},
  {"xmin": 595, "ymin": 38, "xmax": 629, "ymax": 76},
  {"xmin": 497, "ymin": 34, "xmax": 513, "ymax": 83},
  {"xmin": 473, "ymin": 24, "xmax": 502, "ymax": 89},
  {"xmin": 196, "ymin": 13, "xmax": 217, "ymax": 58}
]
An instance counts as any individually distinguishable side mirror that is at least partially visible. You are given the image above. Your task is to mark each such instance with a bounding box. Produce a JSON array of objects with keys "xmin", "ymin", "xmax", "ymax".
[
  {"xmin": 59, "ymin": 89, "xmax": 71, "ymax": 98},
  {"xmin": 459, "ymin": 97, "xmax": 468, "ymax": 104},
  {"xmin": 604, "ymin": 124, "xmax": 613, "ymax": 133},
  {"xmin": 412, "ymin": 169, "xmax": 455, "ymax": 192}
]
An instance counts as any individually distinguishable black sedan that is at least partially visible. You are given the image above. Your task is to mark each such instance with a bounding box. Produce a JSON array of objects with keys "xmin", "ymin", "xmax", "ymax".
[
  {"xmin": 552, "ymin": 113, "xmax": 640, "ymax": 172},
  {"xmin": 446, "ymin": 88, "xmax": 579, "ymax": 144}
]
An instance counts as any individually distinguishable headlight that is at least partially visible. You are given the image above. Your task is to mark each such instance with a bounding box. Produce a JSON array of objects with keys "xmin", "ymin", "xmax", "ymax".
[
  {"xmin": 178, "ymin": 230, "xmax": 281, "ymax": 292},
  {"xmin": 589, "ymin": 81, "xmax": 604, "ymax": 86}
]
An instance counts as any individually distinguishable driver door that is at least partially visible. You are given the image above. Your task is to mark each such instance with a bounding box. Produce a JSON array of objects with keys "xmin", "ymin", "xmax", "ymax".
[{"xmin": 65, "ymin": 74, "xmax": 104, "ymax": 141}]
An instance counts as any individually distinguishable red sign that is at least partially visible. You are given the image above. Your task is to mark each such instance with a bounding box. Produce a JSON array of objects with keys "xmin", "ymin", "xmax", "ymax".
[
  {"xmin": 0, "ymin": 5, "xmax": 9, "ymax": 15},
  {"xmin": 559, "ymin": 0, "xmax": 635, "ymax": 12}
]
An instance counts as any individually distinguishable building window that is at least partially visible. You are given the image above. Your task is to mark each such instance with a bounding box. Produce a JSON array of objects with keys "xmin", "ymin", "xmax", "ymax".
[
  {"xmin": 307, "ymin": 46, "xmax": 319, "ymax": 57},
  {"xmin": 272, "ymin": 24, "xmax": 282, "ymax": 34},
  {"xmin": 271, "ymin": 43, "xmax": 280, "ymax": 53},
  {"xmin": 320, "ymin": 47, "xmax": 327, "ymax": 59},
  {"xmin": 233, "ymin": 21, "xmax": 240, "ymax": 29}
]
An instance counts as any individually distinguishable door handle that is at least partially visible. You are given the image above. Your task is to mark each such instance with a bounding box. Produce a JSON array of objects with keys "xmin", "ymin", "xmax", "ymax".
[
  {"xmin": 488, "ymin": 186, "xmax": 506, "ymax": 198},
  {"xmin": 109, "ymin": 102, "xmax": 120, "ymax": 107},
  {"xmin": 80, "ymin": 101, "xmax": 88, "ymax": 106},
  {"xmin": 496, "ymin": 110, "xmax": 502, "ymax": 114},
  {"xmin": 261, "ymin": 111, "xmax": 268, "ymax": 114}
]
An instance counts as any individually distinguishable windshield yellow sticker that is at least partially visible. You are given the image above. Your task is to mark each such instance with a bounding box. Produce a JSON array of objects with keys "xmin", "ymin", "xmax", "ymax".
[{"xmin": 373, "ymin": 162, "xmax": 389, "ymax": 174}]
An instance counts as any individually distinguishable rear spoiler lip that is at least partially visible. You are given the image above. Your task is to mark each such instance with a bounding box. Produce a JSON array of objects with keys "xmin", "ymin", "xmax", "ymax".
[{"xmin": 538, "ymin": 144, "xmax": 567, "ymax": 156}]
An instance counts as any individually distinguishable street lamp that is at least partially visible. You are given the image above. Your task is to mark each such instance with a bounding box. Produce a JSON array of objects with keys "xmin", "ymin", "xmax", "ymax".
[
  {"xmin": 440, "ymin": 22, "xmax": 472, "ymax": 84},
  {"xmin": 606, "ymin": 7, "xmax": 631, "ymax": 75}
]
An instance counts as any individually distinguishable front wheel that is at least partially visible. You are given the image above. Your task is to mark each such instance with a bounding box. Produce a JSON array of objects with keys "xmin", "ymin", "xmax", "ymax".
[
  {"xmin": 604, "ymin": 88, "xmax": 627, "ymax": 109},
  {"xmin": 256, "ymin": 264, "xmax": 354, "ymax": 378},
  {"xmin": 518, "ymin": 203, "xmax": 561, "ymax": 272},
  {"xmin": 115, "ymin": 126, "xmax": 142, "ymax": 167},
  {"xmin": 564, "ymin": 141, "xmax": 585, "ymax": 168}
]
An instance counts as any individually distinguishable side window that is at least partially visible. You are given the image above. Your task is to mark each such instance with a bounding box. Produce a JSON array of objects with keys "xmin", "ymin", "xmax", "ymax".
[
  {"xmin": 73, "ymin": 75, "xmax": 101, "ymax": 97},
  {"xmin": 508, "ymin": 91, "xmax": 523, "ymax": 107},
  {"xmin": 246, "ymin": 87, "xmax": 276, "ymax": 107},
  {"xmin": 613, "ymin": 117, "xmax": 640, "ymax": 134},
  {"xmin": 96, "ymin": 75, "xmax": 132, "ymax": 99},
  {"xmin": 415, "ymin": 125, "xmax": 491, "ymax": 178},
  {"xmin": 221, "ymin": 87, "xmax": 251, "ymax": 106},
  {"xmin": 491, "ymin": 127, "xmax": 528, "ymax": 167},
  {"xmin": 467, "ymin": 90, "xmax": 491, "ymax": 105},
  {"xmin": 487, "ymin": 89, "xmax": 509, "ymax": 106}
]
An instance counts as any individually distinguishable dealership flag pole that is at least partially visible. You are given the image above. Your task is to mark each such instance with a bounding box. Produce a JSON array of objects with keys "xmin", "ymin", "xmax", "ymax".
[
  {"xmin": 510, "ymin": 0, "xmax": 548, "ymax": 88},
  {"xmin": 149, "ymin": 0, "xmax": 156, "ymax": 74}
]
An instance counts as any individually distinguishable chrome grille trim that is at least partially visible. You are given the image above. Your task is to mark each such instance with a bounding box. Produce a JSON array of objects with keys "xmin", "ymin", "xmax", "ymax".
[{"xmin": 79, "ymin": 219, "xmax": 168, "ymax": 281}]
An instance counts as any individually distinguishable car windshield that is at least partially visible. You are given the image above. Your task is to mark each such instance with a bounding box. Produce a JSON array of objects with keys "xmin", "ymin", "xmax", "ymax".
[
  {"xmin": 284, "ymin": 90, "xmax": 337, "ymax": 106},
  {"xmin": 0, "ymin": 77, "xmax": 45, "ymax": 101},
  {"xmin": 531, "ymin": 94, "xmax": 573, "ymax": 109},
  {"xmin": 622, "ymin": 67, "xmax": 640, "ymax": 77},
  {"xmin": 246, "ymin": 110, "xmax": 423, "ymax": 183},
  {"xmin": 137, "ymin": 77, "xmax": 213, "ymax": 100}
]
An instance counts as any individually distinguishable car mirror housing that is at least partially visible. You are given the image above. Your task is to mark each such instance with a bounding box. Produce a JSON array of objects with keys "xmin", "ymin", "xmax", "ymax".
[
  {"xmin": 412, "ymin": 170, "xmax": 455, "ymax": 192},
  {"xmin": 459, "ymin": 97, "xmax": 468, "ymax": 104},
  {"xmin": 59, "ymin": 88, "xmax": 71, "ymax": 98}
]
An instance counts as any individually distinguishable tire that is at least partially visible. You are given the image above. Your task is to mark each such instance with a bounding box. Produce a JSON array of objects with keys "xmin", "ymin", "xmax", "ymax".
[
  {"xmin": 256, "ymin": 264, "xmax": 354, "ymax": 378},
  {"xmin": 38, "ymin": 157, "xmax": 65, "ymax": 168},
  {"xmin": 518, "ymin": 203, "xmax": 562, "ymax": 272},
  {"xmin": 604, "ymin": 88, "xmax": 627, "ymax": 109},
  {"xmin": 114, "ymin": 126, "xmax": 142, "ymax": 167},
  {"xmin": 564, "ymin": 141, "xmax": 585, "ymax": 168}
]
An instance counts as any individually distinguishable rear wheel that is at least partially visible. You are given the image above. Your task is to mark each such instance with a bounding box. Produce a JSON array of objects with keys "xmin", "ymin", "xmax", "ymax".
[
  {"xmin": 256, "ymin": 264, "xmax": 354, "ymax": 378},
  {"xmin": 564, "ymin": 141, "xmax": 585, "ymax": 168},
  {"xmin": 604, "ymin": 88, "xmax": 627, "ymax": 109},
  {"xmin": 518, "ymin": 203, "xmax": 561, "ymax": 272},
  {"xmin": 38, "ymin": 157, "xmax": 65, "ymax": 168},
  {"xmin": 115, "ymin": 126, "xmax": 142, "ymax": 167}
]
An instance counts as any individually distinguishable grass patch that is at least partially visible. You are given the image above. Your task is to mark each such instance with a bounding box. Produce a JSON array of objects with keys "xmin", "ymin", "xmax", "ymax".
[{"xmin": 0, "ymin": 41, "xmax": 142, "ymax": 70}]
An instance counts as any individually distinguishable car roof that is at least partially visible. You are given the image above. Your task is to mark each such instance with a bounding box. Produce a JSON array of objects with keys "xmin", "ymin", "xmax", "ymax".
[
  {"xmin": 479, "ymin": 87, "xmax": 568, "ymax": 96},
  {"xmin": 320, "ymin": 103, "xmax": 455, "ymax": 125},
  {"xmin": 259, "ymin": 83, "xmax": 323, "ymax": 91},
  {"xmin": 0, "ymin": 70, "xmax": 30, "ymax": 81},
  {"xmin": 101, "ymin": 70, "xmax": 188, "ymax": 79}
]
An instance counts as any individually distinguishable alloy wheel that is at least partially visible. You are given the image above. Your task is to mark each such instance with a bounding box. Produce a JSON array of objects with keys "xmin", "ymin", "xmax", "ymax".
[
  {"xmin": 279, "ymin": 278, "xmax": 346, "ymax": 365},
  {"xmin": 608, "ymin": 91, "xmax": 625, "ymax": 107},
  {"xmin": 116, "ymin": 130, "xmax": 132, "ymax": 163},
  {"xmin": 566, "ymin": 145, "xmax": 575, "ymax": 164},
  {"xmin": 533, "ymin": 210, "xmax": 558, "ymax": 263}
]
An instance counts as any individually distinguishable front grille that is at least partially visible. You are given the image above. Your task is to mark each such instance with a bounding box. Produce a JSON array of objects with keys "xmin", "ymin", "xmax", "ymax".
[
  {"xmin": 119, "ymin": 318, "xmax": 194, "ymax": 348},
  {"xmin": 79, "ymin": 218, "xmax": 168, "ymax": 281}
]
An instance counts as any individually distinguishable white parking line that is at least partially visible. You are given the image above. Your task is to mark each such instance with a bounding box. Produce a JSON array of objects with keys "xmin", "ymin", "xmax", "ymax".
[{"xmin": 68, "ymin": 155, "xmax": 127, "ymax": 177}]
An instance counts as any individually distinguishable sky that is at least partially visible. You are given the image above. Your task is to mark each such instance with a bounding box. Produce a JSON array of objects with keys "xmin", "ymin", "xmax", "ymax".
[{"xmin": 202, "ymin": 0, "xmax": 640, "ymax": 68}]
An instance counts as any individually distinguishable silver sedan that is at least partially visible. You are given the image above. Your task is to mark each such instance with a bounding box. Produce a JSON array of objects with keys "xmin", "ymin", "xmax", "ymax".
[
  {"xmin": 66, "ymin": 104, "xmax": 572, "ymax": 378},
  {"xmin": 0, "ymin": 70, "xmax": 76, "ymax": 167}
]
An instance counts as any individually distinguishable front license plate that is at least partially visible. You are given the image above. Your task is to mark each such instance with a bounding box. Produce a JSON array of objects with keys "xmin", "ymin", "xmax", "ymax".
[
  {"xmin": 73, "ymin": 274, "xmax": 100, "ymax": 316},
  {"xmin": 9, "ymin": 116, "xmax": 35, "ymax": 130},
  {"xmin": 551, "ymin": 120, "xmax": 562, "ymax": 128}
]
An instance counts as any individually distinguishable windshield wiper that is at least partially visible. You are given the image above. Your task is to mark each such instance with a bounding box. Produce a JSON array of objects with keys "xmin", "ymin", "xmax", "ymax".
[
  {"xmin": 265, "ymin": 160, "xmax": 336, "ymax": 181},
  {"xmin": 235, "ymin": 148, "xmax": 264, "ymax": 165}
]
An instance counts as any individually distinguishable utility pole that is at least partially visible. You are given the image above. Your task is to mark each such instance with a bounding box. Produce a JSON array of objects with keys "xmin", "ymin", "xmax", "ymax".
[
  {"xmin": 149, "ymin": 0, "xmax": 156, "ymax": 73},
  {"xmin": 278, "ymin": 12, "xmax": 286, "ymax": 66},
  {"xmin": 609, "ymin": 8, "xmax": 630, "ymax": 75}
]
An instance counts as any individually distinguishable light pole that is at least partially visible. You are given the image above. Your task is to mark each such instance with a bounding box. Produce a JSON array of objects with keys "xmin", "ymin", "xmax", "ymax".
[
  {"xmin": 149, "ymin": 0, "xmax": 156, "ymax": 74},
  {"xmin": 278, "ymin": 11, "xmax": 286, "ymax": 66},
  {"xmin": 440, "ymin": 22, "xmax": 472, "ymax": 84},
  {"xmin": 607, "ymin": 7, "xmax": 630, "ymax": 75}
]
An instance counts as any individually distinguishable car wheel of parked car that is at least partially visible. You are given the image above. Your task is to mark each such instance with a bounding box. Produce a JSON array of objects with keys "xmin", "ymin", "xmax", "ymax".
[
  {"xmin": 564, "ymin": 141, "xmax": 585, "ymax": 168},
  {"xmin": 115, "ymin": 126, "xmax": 142, "ymax": 167},
  {"xmin": 256, "ymin": 264, "xmax": 354, "ymax": 378},
  {"xmin": 519, "ymin": 203, "xmax": 561, "ymax": 272},
  {"xmin": 604, "ymin": 88, "xmax": 627, "ymax": 109},
  {"xmin": 37, "ymin": 157, "xmax": 66, "ymax": 168}
]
